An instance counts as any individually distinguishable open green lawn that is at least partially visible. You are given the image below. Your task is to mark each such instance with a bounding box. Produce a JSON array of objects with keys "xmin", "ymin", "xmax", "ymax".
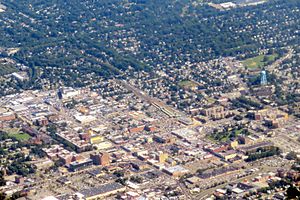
[
  {"xmin": 209, "ymin": 128, "xmax": 245, "ymax": 142},
  {"xmin": 9, "ymin": 132, "xmax": 31, "ymax": 141},
  {"xmin": 243, "ymin": 53, "xmax": 278, "ymax": 69},
  {"xmin": 206, "ymin": 97, "xmax": 216, "ymax": 104},
  {"xmin": 178, "ymin": 80, "xmax": 198, "ymax": 89},
  {"xmin": 0, "ymin": 64, "xmax": 18, "ymax": 76},
  {"xmin": 5, "ymin": 129, "xmax": 31, "ymax": 141},
  {"xmin": 234, "ymin": 129, "xmax": 243, "ymax": 135}
]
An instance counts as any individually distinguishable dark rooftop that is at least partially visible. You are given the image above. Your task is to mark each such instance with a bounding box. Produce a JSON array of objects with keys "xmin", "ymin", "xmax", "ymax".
[
  {"xmin": 79, "ymin": 182, "xmax": 125, "ymax": 198},
  {"xmin": 88, "ymin": 168, "xmax": 103, "ymax": 176}
]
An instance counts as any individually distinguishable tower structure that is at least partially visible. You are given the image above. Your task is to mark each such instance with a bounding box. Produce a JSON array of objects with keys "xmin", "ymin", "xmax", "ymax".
[
  {"xmin": 57, "ymin": 88, "xmax": 64, "ymax": 100},
  {"xmin": 261, "ymin": 70, "xmax": 267, "ymax": 85}
]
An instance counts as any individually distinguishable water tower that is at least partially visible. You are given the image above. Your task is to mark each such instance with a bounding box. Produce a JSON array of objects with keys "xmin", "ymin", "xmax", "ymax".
[{"xmin": 260, "ymin": 70, "xmax": 267, "ymax": 86}]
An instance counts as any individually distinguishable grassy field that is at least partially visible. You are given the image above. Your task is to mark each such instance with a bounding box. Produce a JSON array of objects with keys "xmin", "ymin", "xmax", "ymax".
[
  {"xmin": 178, "ymin": 80, "xmax": 198, "ymax": 89},
  {"xmin": 234, "ymin": 129, "xmax": 243, "ymax": 135},
  {"xmin": 9, "ymin": 132, "xmax": 31, "ymax": 141},
  {"xmin": 5, "ymin": 128, "xmax": 31, "ymax": 141},
  {"xmin": 206, "ymin": 97, "xmax": 216, "ymax": 104},
  {"xmin": 0, "ymin": 64, "xmax": 18, "ymax": 76},
  {"xmin": 209, "ymin": 128, "xmax": 245, "ymax": 142},
  {"xmin": 243, "ymin": 54, "xmax": 278, "ymax": 69}
]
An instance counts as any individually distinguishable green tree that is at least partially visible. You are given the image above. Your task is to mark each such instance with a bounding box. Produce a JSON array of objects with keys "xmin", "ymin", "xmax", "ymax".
[
  {"xmin": 0, "ymin": 171, "xmax": 6, "ymax": 187},
  {"xmin": 286, "ymin": 185, "xmax": 300, "ymax": 199},
  {"xmin": 286, "ymin": 151, "xmax": 298, "ymax": 160}
]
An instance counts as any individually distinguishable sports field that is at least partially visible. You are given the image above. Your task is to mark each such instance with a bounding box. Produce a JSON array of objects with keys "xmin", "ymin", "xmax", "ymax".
[{"xmin": 243, "ymin": 54, "xmax": 278, "ymax": 69}]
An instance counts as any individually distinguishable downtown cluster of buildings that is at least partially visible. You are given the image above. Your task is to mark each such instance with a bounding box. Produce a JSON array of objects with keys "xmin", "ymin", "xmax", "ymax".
[{"xmin": 0, "ymin": 77, "xmax": 299, "ymax": 200}]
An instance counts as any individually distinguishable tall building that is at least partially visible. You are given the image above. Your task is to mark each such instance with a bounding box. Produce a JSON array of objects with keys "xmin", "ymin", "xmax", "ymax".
[
  {"xmin": 90, "ymin": 152, "xmax": 110, "ymax": 166},
  {"xmin": 57, "ymin": 88, "xmax": 64, "ymax": 100},
  {"xmin": 157, "ymin": 152, "xmax": 168, "ymax": 163},
  {"xmin": 201, "ymin": 106, "xmax": 226, "ymax": 119}
]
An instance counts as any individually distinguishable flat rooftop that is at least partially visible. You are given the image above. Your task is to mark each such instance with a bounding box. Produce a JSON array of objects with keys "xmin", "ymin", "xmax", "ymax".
[{"xmin": 79, "ymin": 182, "xmax": 125, "ymax": 198}]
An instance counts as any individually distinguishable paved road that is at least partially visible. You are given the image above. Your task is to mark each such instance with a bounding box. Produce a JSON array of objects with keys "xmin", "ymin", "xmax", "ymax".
[{"xmin": 266, "ymin": 49, "xmax": 293, "ymax": 72}]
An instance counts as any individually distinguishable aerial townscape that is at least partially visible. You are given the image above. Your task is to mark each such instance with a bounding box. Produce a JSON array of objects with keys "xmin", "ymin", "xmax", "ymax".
[{"xmin": 0, "ymin": 0, "xmax": 300, "ymax": 199}]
